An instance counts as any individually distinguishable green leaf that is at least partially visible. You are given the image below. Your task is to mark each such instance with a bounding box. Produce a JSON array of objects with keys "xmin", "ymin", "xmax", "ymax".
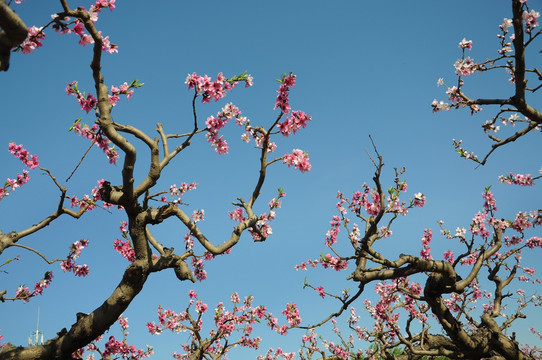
[{"xmin": 68, "ymin": 118, "xmax": 82, "ymax": 132}]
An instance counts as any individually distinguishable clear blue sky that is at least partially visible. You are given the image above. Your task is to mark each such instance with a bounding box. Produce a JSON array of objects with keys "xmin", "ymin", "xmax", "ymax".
[{"xmin": 1, "ymin": 0, "xmax": 540, "ymax": 358}]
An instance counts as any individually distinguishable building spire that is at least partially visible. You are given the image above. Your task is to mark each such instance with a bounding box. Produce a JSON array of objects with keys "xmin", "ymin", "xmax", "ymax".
[{"xmin": 28, "ymin": 307, "xmax": 43, "ymax": 346}]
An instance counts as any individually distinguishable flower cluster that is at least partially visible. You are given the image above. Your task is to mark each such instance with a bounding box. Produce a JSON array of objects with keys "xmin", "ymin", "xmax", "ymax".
[
  {"xmin": 50, "ymin": 1, "xmax": 118, "ymax": 53},
  {"xmin": 482, "ymin": 187, "xmax": 498, "ymax": 212},
  {"xmin": 68, "ymin": 118, "xmax": 119, "ymax": 164},
  {"xmin": 277, "ymin": 110, "xmax": 311, "ymax": 137},
  {"xmin": 113, "ymin": 221, "xmax": 136, "ymax": 262},
  {"xmin": 109, "ymin": 79, "xmax": 143, "ymax": 106},
  {"xmin": 497, "ymin": 18, "xmax": 514, "ymax": 54},
  {"xmin": 33, "ymin": 271, "xmax": 53, "ymax": 296},
  {"xmin": 163, "ymin": 181, "xmax": 197, "ymax": 205},
  {"xmin": 523, "ymin": 9, "xmax": 540, "ymax": 33},
  {"xmin": 454, "ymin": 57, "xmax": 478, "ymax": 76},
  {"xmin": 205, "ymin": 103, "xmax": 243, "ymax": 155},
  {"xmin": 274, "ymin": 73, "xmax": 296, "ymax": 114},
  {"xmin": 147, "ymin": 291, "xmax": 295, "ymax": 359},
  {"xmin": 283, "ymin": 149, "xmax": 311, "ymax": 173},
  {"xmin": 281, "ymin": 303, "xmax": 301, "ymax": 327},
  {"xmin": 420, "ymin": 228, "xmax": 432, "ymax": 260},
  {"xmin": 1, "ymin": 143, "xmax": 40, "ymax": 201},
  {"xmin": 19, "ymin": 26, "xmax": 45, "ymax": 54},
  {"xmin": 191, "ymin": 257, "xmax": 206, "ymax": 281},
  {"xmin": 452, "ymin": 138, "xmax": 478, "ymax": 161},
  {"xmin": 73, "ymin": 315, "xmax": 153, "ymax": 360},
  {"xmin": 13, "ymin": 271, "xmax": 53, "ymax": 303},
  {"xmin": 65, "ymin": 81, "xmax": 98, "ymax": 114},
  {"xmin": 257, "ymin": 348, "xmax": 295, "ymax": 360},
  {"xmin": 60, "ymin": 239, "xmax": 90, "ymax": 277},
  {"xmin": 350, "ymin": 184, "xmax": 381, "ymax": 216},
  {"xmin": 185, "ymin": 72, "xmax": 253, "ymax": 103},
  {"xmin": 8, "ymin": 142, "xmax": 39, "ymax": 169},
  {"xmin": 499, "ymin": 172, "xmax": 535, "ymax": 186}
]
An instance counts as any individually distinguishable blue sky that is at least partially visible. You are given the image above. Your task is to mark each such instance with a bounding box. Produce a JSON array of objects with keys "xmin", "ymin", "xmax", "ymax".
[{"xmin": 1, "ymin": 0, "xmax": 541, "ymax": 358}]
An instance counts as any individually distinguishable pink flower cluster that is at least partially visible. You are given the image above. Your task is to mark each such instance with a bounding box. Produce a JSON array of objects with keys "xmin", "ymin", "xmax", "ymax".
[
  {"xmin": 114, "ymin": 222, "xmax": 136, "ymax": 262},
  {"xmin": 185, "ymin": 72, "xmax": 253, "ymax": 103},
  {"xmin": 321, "ymin": 253, "xmax": 348, "ymax": 271},
  {"xmin": 109, "ymin": 80, "xmax": 141, "ymax": 106},
  {"xmin": 274, "ymin": 73, "xmax": 296, "ymax": 114},
  {"xmin": 228, "ymin": 208, "xmax": 246, "ymax": 222},
  {"xmin": 482, "ymin": 188, "xmax": 498, "ymax": 212},
  {"xmin": 454, "ymin": 57, "xmax": 478, "ymax": 76},
  {"xmin": 147, "ymin": 291, "xmax": 294, "ymax": 359},
  {"xmin": 0, "ymin": 170, "xmax": 29, "ymax": 201},
  {"xmin": 66, "ymin": 81, "xmax": 97, "ymax": 114},
  {"xmin": 51, "ymin": 1, "xmax": 118, "ymax": 52},
  {"xmin": 325, "ymin": 215, "xmax": 341, "ymax": 247},
  {"xmin": 8, "ymin": 142, "xmax": 39, "ymax": 169},
  {"xmin": 257, "ymin": 348, "xmax": 295, "ymax": 360},
  {"xmin": 227, "ymin": 190, "xmax": 285, "ymax": 242},
  {"xmin": 294, "ymin": 258, "xmax": 319, "ymax": 271},
  {"xmin": 164, "ymin": 181, "xmax": 197, "ymax": 205},
  {"xmin": 33, "ymin": 271, "xmax": 53, "ymax": 296},
  {"xmin": 499, "ymin": 172, "xmax": 534, "ymax": 186},
  {"xmin": 205, "ymin": 103, "xmax": 243, "ymax": 155},
  {"xmin": 281, "ymin": 303, "xmax": 301, "ymax": 327},
  {"xmin": 443, "ymin": 249, "xmax": 455, "ymax": 263},
  {"xmin": 413, "ymin": 192, "xmax": 426, "ymax": 207},
  {"xmin": 350, "ymin": 184, "xmax": 381, "ymax": 216},
  {"xmin": 420, "ymin": 228, "xmax": 432, "ymax": 260},
  {"xmin": 365, "ymin": 282, "xmax": 401, "ymax": 341},
  {"xmin": 68, "ymin": 118, "xmax": 119, "ymax": 164},
  {"xmin": 13, "ymin": 271, "xmax": 53, "ymax": 303},
  {"xmin": 452, "ymin": 139, "xmax": 478, "ymax": 161},
  {"xmin": 73, "ymin": 315, "xmax": 153, "ymax": 360},
  {"xmin": 283, "ymin": 149, "xmax": 311, "ymax": 173},
  {"xmin": 191, "ymin": 209, "xmax": 204, "ymax": 222},
  {"xmin": 2, "ymin": 143, "xmax": 36, "ymax": 200},
  {"xmin": 523, "ymin": 9, "xmax": 540, "ymax": 33},
  {"xmin": 60, "ymin": 239, "xmax": 90, "ymax": 277},
  {"xmin": 459, "ymin": 38, "xmax": 472, "ymax": 50},
  {"xmin": 470, "ymin": 211, "xmax": 491, "ymax": 238},
  {"xmin": 277, "ymin": 110, "xmax": 311, "ymax": 137},
  {"xmin": 191, "ymin": 257, "xmax": 207, "ymax": 281},
  {"xmin": 20, "ymin": 26, "xmax": 45, "ymax": 54}
]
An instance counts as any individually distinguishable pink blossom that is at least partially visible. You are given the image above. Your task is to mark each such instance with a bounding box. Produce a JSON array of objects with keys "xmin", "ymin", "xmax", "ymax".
[
  {"xmin": 523, "ymin": 10, "xmax": 540, "ymax": 33},
  {"xmin": 443, "ymin": 250, "xmax": 455, "ymax": 263},
  {"xmin": 282, "ymin": 303, "xmax": 301, "ymax": 327},
  {"xmin": 282, "ymin": 149, "xmax": 311, "ymax": 173},
  {"xmin": 191, "ymin": 209, "xmax": 205, "ymax": 222},
  {"xmin": 8, "ymin": 143, "xmax": 39, "ymax": 169},
  {"xmin": 498, "ymin": 172, "xmax": 534, "ymax": 186},
  {"xmin": 482, "ymin": 189, "xmax": 497, "ymax": 211},
  {"xmin": 315, "ymin": 286, "xmax": 325, "ymax": 299},
  {"xmin": 454, "ymin": 57, "xmax": 478, "ymax": 76},
  {"xmin": 420, "ymin": 228, "xmax": 432, "ymax": 260},
  {"xmin": 321, "ymin": 253, "xmax": 348, "ymax": 271},
  {"xmin": 413, "ymin": 193, "xmax": 426, "ymax": 207},
  {"xmin": 458, "ymin": 38, "xmax": 472, "ymax": 50},
  {"xmin": 192, "ymin": 258, "xmax": 207, "ymax": 281},
  {"xmin": 526, "ymin": 237, "xmax": 542, "ymax": 249},
  {"xmin": 229, "ymin": 208, "xmax": 246, "ymax": 222},
  {"xmin": 277, "ymin": 111, "xmax": 311, "ymax": 137},
  {"xmin": 274, "ymin": 74, "xmax": 296, "ymax": 114},
  {"xmin": 113, "ymin": 239, "xmax": 136, "ymax": 262},
  {"xmin": 20, "ymin": 26, "xmax": 45, "ymax": 54}
]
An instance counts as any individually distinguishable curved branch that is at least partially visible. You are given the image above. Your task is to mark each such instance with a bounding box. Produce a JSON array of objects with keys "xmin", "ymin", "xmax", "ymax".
[{"xmin": 0, "ymin": 0, "xmax": 28, "ymax": 71}]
